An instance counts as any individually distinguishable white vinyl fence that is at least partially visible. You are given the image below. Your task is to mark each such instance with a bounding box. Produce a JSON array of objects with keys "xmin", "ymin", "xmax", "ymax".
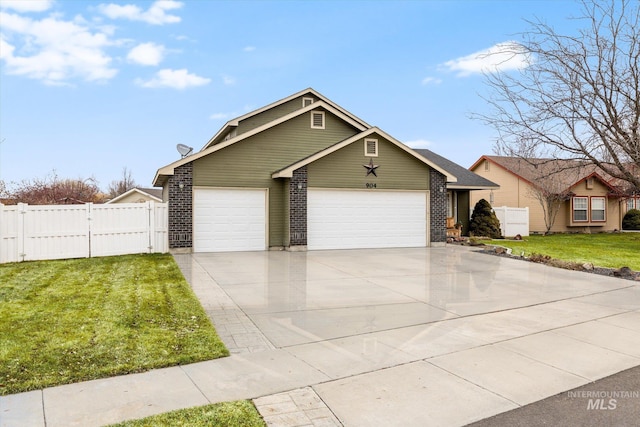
[
  {"xmin": 492, "ymin": 206, "xmax": 529, "ymax": 237},
  {"xmin": 0, "ymin": 202, "xmax": 168, "ymax": 263}
]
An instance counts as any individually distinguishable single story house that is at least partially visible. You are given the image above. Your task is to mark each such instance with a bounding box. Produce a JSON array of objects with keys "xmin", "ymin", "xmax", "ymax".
[
  {"xmin": 469, "ymin": 155, "xmax": 635, "ymax": 233},
  {"xmin": 153, "ymin": 88, "xmax": 473, "ymax": 252},
  {"xmin": 106, "ymin": 187, "xmax": 163, "ymax": 204},
  {"xmin": 414, "ymin": 149, "xmax": 499, "ymax": 236}
]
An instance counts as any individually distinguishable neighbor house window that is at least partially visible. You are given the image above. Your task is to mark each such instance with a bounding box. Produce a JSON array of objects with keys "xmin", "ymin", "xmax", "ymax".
[
  {"xmin": 364, "ymin": 138, "xmax": 378, "ymax": 157},
  {"xmin": 303, "ymin": 97, "xmax": 314, "ymax": 107},
  {"xmin": 591, "ymin": 197, "xmax": 606, "ymax": 221},
  {"xmin": 573, "ymin": 197, "xmax": 588, "ymax": 222},
  {"xmin": 627, "ymin": 197, "xmax": 640, "ymax": 211},
  {"xmin": 311, "ymin": 111, "xmax": 325, "ymax": 129}
]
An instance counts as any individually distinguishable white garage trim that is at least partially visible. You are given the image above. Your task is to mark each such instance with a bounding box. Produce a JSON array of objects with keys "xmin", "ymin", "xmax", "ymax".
[
  {"xmin": 308, "ymin": 189, "xmax": 429, "ymax": 250},
  {"xmin": 193, "ymin": 187, "xmax": 268, "ymax": 252}
]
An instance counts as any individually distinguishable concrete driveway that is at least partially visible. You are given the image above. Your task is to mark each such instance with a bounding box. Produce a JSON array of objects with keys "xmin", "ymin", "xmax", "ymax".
[
  {"xmin": 6, "ymin": 246, "xmax": 638, "ymax": 427},
  {"xmin": 178, "ymin": 246, "xmax": 640, "ymax": 426}
]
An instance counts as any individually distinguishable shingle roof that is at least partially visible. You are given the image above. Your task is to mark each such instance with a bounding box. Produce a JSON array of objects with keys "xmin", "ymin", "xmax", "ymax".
[
  {"xmin": 480, "ymin": 156, "xmax": 621, "ymax": 194},
  {"xmin": 414, "ymin": 149, "xmax": 499, "ymax": 190}
]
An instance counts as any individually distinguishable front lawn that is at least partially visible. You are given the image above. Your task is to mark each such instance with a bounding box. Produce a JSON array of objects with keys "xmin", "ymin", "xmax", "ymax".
[
  {"xmin": 108, "ymin": 401, "xmax": 266, "ymax": 427},
  {"xmin": 0, "ymin": 254, "xmax": 228, "ymax": 396},
  {"xmin": 490, "ymin": 233, "xmax": 640, "ymax": 270}
]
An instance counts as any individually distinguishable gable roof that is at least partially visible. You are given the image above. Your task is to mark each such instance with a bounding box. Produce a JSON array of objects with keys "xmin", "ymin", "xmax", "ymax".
[
  {"xmin": 153, "ymin": 99, "xmax": 369, "ymax": 186},
  {"xmin": 201, "ymin": 88, "xmax": 371, "ymax": 150},
  {"xmin": 106, "ymin": 187, "xmax": 163, "ymax": 204},
  {"xmin": 272, "ymin": 127, "xmax": 457, "ymax": 182},
  {"xmin": 413, "ymin": 149, "xmax": 498, "ymax": 190},
  {"xmin": 471, "ymin": 155, "xmax": 622, "ymax": 195}
]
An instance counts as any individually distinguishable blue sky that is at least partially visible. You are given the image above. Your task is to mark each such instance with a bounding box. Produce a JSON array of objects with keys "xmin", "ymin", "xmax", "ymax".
[{"xmin": 0, "ymin": 0, "xmax": 585, "ymax": 190}]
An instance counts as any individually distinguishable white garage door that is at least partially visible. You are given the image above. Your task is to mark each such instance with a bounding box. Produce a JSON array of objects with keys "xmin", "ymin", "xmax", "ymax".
[
  {"xmin": 308, "ymin": 189, "xmax": 428, "ymax": 250},
  {"xmin": 193, "ymin": 188, "xmax": 267, "ymax": 252}
]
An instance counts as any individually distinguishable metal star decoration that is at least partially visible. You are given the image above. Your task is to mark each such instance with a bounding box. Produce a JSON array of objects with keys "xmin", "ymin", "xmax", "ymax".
[{"xmin": 363, "ymin": 158, "xmax": 379, "ymax": 177}]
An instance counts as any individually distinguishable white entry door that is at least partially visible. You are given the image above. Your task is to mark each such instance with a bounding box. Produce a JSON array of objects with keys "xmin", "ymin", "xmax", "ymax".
[
  {"xmin": 308, "ymin": 189, "xmax": 428, "ymax": 250},
  {"xmin": 193, "ymin": 188, "xmax": 267, "ymax": 252}
]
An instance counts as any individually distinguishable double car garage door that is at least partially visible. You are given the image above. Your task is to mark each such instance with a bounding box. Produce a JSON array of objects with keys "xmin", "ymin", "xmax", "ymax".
[{"xmin": 193, "ymin": 188, "xmax": 428, "ymax": 252}]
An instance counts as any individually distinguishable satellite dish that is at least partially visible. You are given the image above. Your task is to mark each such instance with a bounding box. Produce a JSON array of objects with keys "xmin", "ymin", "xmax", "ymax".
[{"xmin": 176, "ymin": 144, "xmax": 193, "ymax": 158}]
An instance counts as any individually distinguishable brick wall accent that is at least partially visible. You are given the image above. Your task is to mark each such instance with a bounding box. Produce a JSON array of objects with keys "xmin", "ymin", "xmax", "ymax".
[
  {"xmin": 289, "ymin": 166, "xmax": 307, "ymax": 246},
  {"xmin": 430, "ymin": 169, "xmax": 447, "ymax": 243},
  {"xmin": 168, "ymin": 162, "xmax": 193, "ymax": 249}
]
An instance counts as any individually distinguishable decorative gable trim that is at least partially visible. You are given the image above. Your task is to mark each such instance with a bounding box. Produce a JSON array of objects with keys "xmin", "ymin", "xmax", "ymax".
[
  {"xmin": 272, "ymin": 127, "xmax": 457, "ymax": 182},
  {"xmin": 153, "ymin": 100, "xmax": 369, "ymax": 186},
  {"xmin": 201, "ymin": 88, "xmax": 371, "ymax": 150},
  {"xmin": 311, "ymin": 111, "xmax": 325, "ymax": 129},
  {"xmin": 364, "ymin": 138, "xmax": 378, "ymax": 157}
]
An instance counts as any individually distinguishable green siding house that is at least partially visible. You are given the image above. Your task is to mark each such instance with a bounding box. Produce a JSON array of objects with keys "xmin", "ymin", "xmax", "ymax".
[{"xmin": 153, "ymin": 88, "xmax": 462, "ymax": 252}]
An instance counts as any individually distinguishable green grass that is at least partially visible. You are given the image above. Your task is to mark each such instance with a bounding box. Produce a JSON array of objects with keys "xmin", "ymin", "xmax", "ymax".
[
  {"xmin": 0, "ymin": 254, "xmax": 228, "ymax": 396},
  {"xmin": 490, "ymin": 233, "xmax": 640, "ymax": 270},
  {"xmin": 107, "ymin": 401, "xmax": 266, "ymax": 427}
]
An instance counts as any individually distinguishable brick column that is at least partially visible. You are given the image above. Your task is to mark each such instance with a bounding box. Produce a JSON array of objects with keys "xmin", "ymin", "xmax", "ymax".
[
  {"xmin": 289, "ymin": 166, "xmax": 307, "ymax": 247},
  {"xmin": 168, "ymin": 162, "xmax": 193, "ymax": 249},
  {"xmin": 430, "ymin": 169, "xmax": 447, "ymax": 244}
]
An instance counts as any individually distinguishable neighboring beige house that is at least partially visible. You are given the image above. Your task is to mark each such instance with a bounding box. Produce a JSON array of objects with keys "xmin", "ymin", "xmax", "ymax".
[
  {"xmin": 470, "ymin": 156, "xmax": 633, "ymax": 234},
  {"xmin": 106, "ymin": 187, "xmax": 163, "ymax": 204}
]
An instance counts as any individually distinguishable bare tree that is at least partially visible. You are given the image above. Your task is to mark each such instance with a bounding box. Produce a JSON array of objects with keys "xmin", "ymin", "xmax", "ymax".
[
  {"xmin": 107, "ymin": 167, "xmax": 137, "ymax": 199},
  {"xmin": 525, "ymin": 165, "xmax": 582, "ymax": 234},
  {"xmin": 4, "ymin": 171, "xmax": 105, "ymax": 204},
  {"xmin": 478, "ymin": 0, "xmax": 640, "ymax": 192}
]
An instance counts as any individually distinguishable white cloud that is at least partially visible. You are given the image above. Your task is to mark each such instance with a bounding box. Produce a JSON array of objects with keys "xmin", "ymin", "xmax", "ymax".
[
  {"xmin": 98, "ymin": 0, "xmax": 183, "ymax": 25},
  {"xmin": 442, "ymin": 41, "xmax": 531, "ymax": 77},
  {"xmin": 0, "ymin": 11, "xmax": 117, "ymax": 84},
  {"xmin": 136, "ymin": 68, "xmax": 210, "ymax": 89},
  {"xmin": 243, "ymin": 46, "xmax": 255, "ymax": 52},
  {"xmin": 127, "ymin": 42, "xmax": 165, "ymax": 65},
  {"xmin": 0, "ymin": 0, "xmax": 53, "ymax": 12},
  {"xmin": 421, "ymin": 76, "xmax": 442, "ymax": 85},
  {"xmin": 405, "ymin": 139, "xmax": 433, "ymax": 149},
  {"xmin": 222, "ymin": 74, "xmax": 235, "ymax": 85}
]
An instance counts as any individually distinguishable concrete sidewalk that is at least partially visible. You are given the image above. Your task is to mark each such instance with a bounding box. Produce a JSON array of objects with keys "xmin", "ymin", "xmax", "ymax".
[{"xmin": 2, "ymin": 247, "xmax": 639, "ymax": 426}]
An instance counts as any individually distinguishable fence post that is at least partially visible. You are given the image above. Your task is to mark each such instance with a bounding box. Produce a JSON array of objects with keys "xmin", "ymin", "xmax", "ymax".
[
  {"xmin": 147, "ymin": 201, "xmax": 154, "ymax": 253},
  {"xmin": 17, "ymin": 203, "xmax": 27, "ymax": 262}
]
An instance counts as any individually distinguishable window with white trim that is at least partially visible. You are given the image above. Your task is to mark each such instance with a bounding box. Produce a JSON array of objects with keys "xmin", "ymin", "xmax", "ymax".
[
  {"xmin": 364, "ymin": 138, "xmax": 378, "ymax": 157},
  {"xmin": 627, "ymin": 197, "xmax": 640, "ymax": 210},
  {"xmin": 591, "ymin": 197, "xmax": 606, "ymax": 221},
  {"xmin": 311, "ymin": 111, "xmax": 325, "ymax": 129},
  {"xmin": 573, "ymin": 197, "xmax": 588, "ymax": 221},
  {"xmin": 303, "ymin": 97, "xmax": 314, "ymax": 107}
]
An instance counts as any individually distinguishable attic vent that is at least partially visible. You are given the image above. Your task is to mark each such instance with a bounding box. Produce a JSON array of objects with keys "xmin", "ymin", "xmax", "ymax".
[
  {"xmin": 586, "ymin": 177, "xmax": 594, "ymax": 189},
  {"xmin": 311, "ymin": 111, "xmax": 325, "ymax": 129},
  {"xmin": 303, "ymin": 97, "xmax": 314, "ymax": 107},
  {"xmin": 365, "ymin": 138, "xmax": 378, "ymax": 157}
]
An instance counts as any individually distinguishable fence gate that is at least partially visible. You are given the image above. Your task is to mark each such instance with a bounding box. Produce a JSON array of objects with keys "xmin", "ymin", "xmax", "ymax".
[
  {"xmin": 492, "ymin": 206, "xmax": 530, "ymax": 237},
  {"xmin": 0, "ymin": 202, "xmax": 168, "ymax": 263}
]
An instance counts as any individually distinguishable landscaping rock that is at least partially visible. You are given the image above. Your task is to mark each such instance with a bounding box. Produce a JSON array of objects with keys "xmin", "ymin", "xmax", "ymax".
[{"xmin": 582, "ymin": 262, "xmax": 594, "ymax": 271}]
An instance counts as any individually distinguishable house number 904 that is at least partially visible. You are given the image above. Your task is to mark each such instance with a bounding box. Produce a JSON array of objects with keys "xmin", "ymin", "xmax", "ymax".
[{"xmin": 365, "ymin": 183, "xmax": 377, "ymax": 189}]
